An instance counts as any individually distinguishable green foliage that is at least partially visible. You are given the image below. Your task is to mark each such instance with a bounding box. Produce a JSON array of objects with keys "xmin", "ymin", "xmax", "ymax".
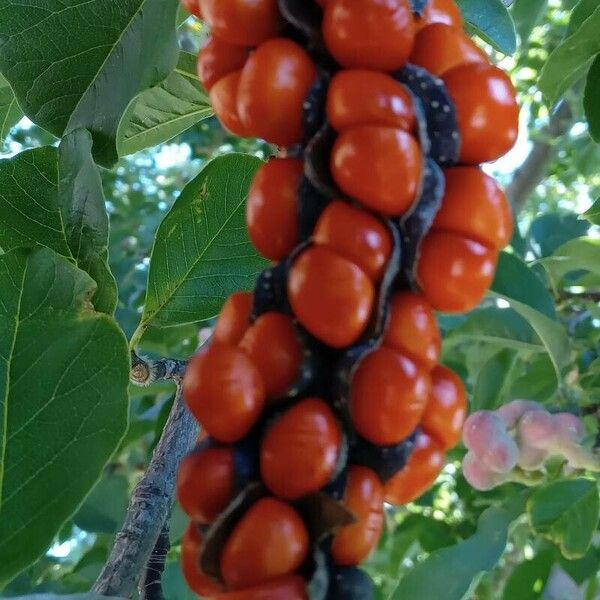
[
  {"xmin": 117, "ymin": 52, "xmax": 213, "ymax": 156},
  {"xmin": 501, "ymin": 549, "xmax": 554, "ymax": 600},
  {"xmin": 0, "ymin": 0, "xmax": 180, "ymax": 166},
  {"xmin": 456, "ymin": 0, "xmax": 517, "ymax": 55},
  {"xmin": 391, "ymin": 493, "xmax": 528, "ymax": 600},
  {"xmin": 584, "ymin": 55, "xmax": 600, "ymax": 142},
  {"xmin": 539, "ymin": 4, "xmax": 600, "ymax": 103},
  {"xmin": 0, "ymin": 74, "xmax": 22, "ymax": 146},
  {"xmin": 0, "ymin": 248, "xmax": 129, "ymax": 586},
  {"xmin": 0, "ymin": 130, "xmax": 117, "ymax": 313},
  {"xmin": 527, "ymin": 479, "xmax": 600, "ymax": 559},
  {"xmin": 133, "ymin": 153, "xmax": 267, "ymax": 342}
]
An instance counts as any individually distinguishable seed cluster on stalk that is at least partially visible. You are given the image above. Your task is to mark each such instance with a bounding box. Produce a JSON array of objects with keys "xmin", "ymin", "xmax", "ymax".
[{"xmin": 176, "ymin": 0, "xmax": 520, "ymax": 598}]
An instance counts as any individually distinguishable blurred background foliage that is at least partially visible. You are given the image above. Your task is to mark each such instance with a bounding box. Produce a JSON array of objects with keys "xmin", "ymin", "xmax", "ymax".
[{"xmin": 2, "ymin": 0, "xmax": 600, "ymax": 598}]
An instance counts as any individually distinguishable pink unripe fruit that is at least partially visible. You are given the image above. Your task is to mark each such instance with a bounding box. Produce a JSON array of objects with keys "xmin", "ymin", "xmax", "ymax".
[
  {"xmin": 517, "ymin": 410, "xmax": 556, "ymax": 450},
  {"xmin": 553, "ymin": 413, "xmax": 585, "ymax": 443},
  {"xmin": 463, "ymin": 411, "xmax": 506, "ymax": 454},
  {"xmin": 517, "ymin": 442, "xmax": 548, "ymax": 470},
  {"xmin": 463, "ymin": 451, "xmax": 508, "ymax": 491},
  {"xmin": 497, "ymin": 400, "xmax": 543, "ymax": 429},
  {"xmin": 481, "ymin": 437, "xmax": 519, "ymax": 473}
]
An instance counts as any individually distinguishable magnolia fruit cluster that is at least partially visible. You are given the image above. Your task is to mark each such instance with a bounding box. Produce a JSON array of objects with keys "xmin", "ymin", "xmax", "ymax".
[{"xmin": 176, "ymin": 0, "xmax": 519, "ymax": 598}]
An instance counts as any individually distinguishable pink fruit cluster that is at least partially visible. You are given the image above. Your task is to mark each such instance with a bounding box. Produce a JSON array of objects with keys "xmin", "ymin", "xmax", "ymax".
[{"xmin": 462, "ymin": 400, "xmax": 599, "ymax": 491}]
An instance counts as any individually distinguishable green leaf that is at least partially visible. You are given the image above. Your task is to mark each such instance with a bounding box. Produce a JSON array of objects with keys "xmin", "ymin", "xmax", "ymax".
[
  {"xmin": 0, "ymin": 247, "xmax": 129, "ymax": 585},
  {"xmin": 456, "ymin": 0, "xmax": 517, "ymax": 55},
  {"xmin": 472, "ymin": 349, "xmax": 518, "ymax": 412},
  {"xmin": 511, "ymin": 0, "xmax": 548, "ymax": 44},
  {"xmin": 538, "ymin": 6, "xmax": 600, "ymax": 103},
  {"xmin": 135, "ymin": 153, "xmax": 267, "ymax": 338},
  {"xmin": 73, "ymin": 474, "xmax": 129, "ymax": 534},
  {"xmin": 509, "ymin": 355, "xmax": 559, "ymax": 403},
  {"xmin": 584, "ymin": 54, "xmax": 600, "ymax": 142},
  {"xmin": 538, "ymin": 237, "xmax": 600, "ymax": 285},
  {"xmin": 0, "ymin": 74, "xmax": 23, "ymax": 146},
  {"xmin": 491, "ymin": 252, "xmax": 556, "ymax": 319},
  {"xmin": 559, "ymin": 546, "xmax": 600, "ymax": 585},
  {"xmin": 501, "ymin": 550, "xmax": 554, "ymax": 600},
  {"xmin": 391, "ymin": 493, "xmax": 528, "ymax": 600},
  {"xmin": 0, "ymin": 0, "xmax": 180, "ymax": 167},
  {"xmin": 568, "ymin": 0, "xmax": 600, "ymax": 35},
  {"xmin": 528, "ymin": 479, "xmax": 600, "ymax": 559},
  {"xmin": 529, "ymin": 213, "xmax": 590, "ymax": 259},
  {"xmin": 445, "ymin": 307, "xmax": 550, "ymax": 355},
  {"xmin": 583, "ymin": 198, "xmax": 600, "ymax": 225},
  {"xmin": 490, "ymin": 253, "xmax": 570, "ymax": 380},
  {"xmin": 117, "ymin": 51, "xmax": 213, "ymax": 156},
  {"xmin": 0, "ymin": 130, "xmax": 117, "ymax": 314}
]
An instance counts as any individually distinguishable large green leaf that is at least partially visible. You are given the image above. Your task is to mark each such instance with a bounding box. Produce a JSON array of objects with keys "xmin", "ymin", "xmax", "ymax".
[
  {"xmin": 538, "ymin": 237, "xmax": 600, "ymax": 285},
  {"xmin": 472, "ymin": 349, "xmax": 518, "ymax": 412},
  {"xmin": 511, "ymin": 0, "xmax": 548, "ymax": 44},
  {"xmin": 445, "ymin": 307, "xmax": 550, "ymax": 355},
  {"xmin": 490, "ymin": 252, "xmax": 570, "ymax": 379},
  {"xmin": 491, "ymin": 252, "xmax": 556, "ymax": 319},
  {"xmin": 0, "ymin": 74, "xmax": 22, "ymax": 146},
  {"xmin": 538, "ymin": 5, "xmax": 600, "ymax": 103},
  {"xmin": 0, "ymin": 247, "xmax": 129, "ymax": 585},
  {"xmin": 391, "ymin": 494, "xmax": 528, "ymax": 600},
  {"xmin": 501, "ymin": 550, "xmax": 554, "ymax": 600},
  {"xmin": 456, "ymin": 0, "xmax": 517, "ymax": 55},
  {"xmin": 584, "ymin": 54, "xmax": 600, "ymax": 143},
  {"xmin": 568, "ymin": 0, "xmax": 600, "ymax": 35},
  {"xmin": 528, "ymin": 479, "xmax": 599, "ymax": 559},
  {"xmin": 134, "ymin": 153, "xmax": 267, "ymax": 342},
  {"xmin": 118, "ymin": 51, "xmax": 213, "ymax": 156},
  {"xmin": 0, "ymin": 0, "xmax": 180, "ymax": 167},
  {"xmin": 0, "ymin": 129, "xmax": 117, "ymax": 314}
]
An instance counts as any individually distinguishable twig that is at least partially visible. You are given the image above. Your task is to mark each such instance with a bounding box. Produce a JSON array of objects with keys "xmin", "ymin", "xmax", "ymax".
[
  {"xmin": 505, "ymin": 99, "xmax": 573, "ymax": 215},
  {"xmin": 139, "ymin": 523, "xmax": 171, "ymax": 600},
  {"xmin": 92, "ymin": 385, "xmax": 198, "ymax": 597},
  {"xmin": 130, "ymin": 351, "xmax": 188, "ymax": 385}
]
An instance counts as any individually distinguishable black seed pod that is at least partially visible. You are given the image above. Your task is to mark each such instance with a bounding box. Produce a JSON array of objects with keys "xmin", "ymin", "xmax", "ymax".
[
  {"xmin": 394, "ymin": 64, "xmax": 460, "ymax": 166},
  {"xmin": 349, "ymin": 430, "xmax": 418, "ymax": 482},
  {"xmin": 410, "ymin": 0, "xmax": 429, "ymax": 15},
  {"xmin": 398, "ymin": 158, "xmax": 445, "ymax": 289},
  {"xmin": 297, "ymin": 176, "xmax": 331, "ymax": 241},
  {"xmin": 252, "ymin": 260, "xmax": 290, "ymax": 318},
  {"xmin": 326, "ymin": 566, "xmax": 375, "ymax": 600}
]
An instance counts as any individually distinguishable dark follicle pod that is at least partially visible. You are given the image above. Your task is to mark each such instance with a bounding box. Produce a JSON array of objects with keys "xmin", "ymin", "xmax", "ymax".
[
  {"xmin": 294, "ymin": 491, "xmax": 355, "ymax": 544},
  {"xmin": 278, "ymin": 0, "xmax": 322, "ymax": 49},
  {"xmin": 405, "ymin": 88, "xmax": 432, "ymax": 157},
  {"xmin": 252, "ymin": 260, "xmax": 290, "ymax": 318},
  {"xmin": 398, "ymin": 158, "xmax": 445, "ymax": 289},
  {"xmin": 304, "ymin": 124, "xmax": 344, "ymax": 200},
  {"xmin": 326, "ymin": 566, "xmax": 375, "ymax": 600},
  {"xmin": 349, "ymin": 430, "xmax": 418, "ymax": 482},
  {"xmin": 394, "ymin": 64, "xmax": 460, "ymax": 166},
  {"xmin": 303, "ymin": 72, "xmax": 331, "ymax": 146},
  {"xmin": 298, "ymin": 176, "xmax": 331, "ymax": 241},
  {"xmin": 200, "ymin": 483, "xmax": 266, "ymax": 582},
  {"xmin": 410, "ymin": 0, "xmax": 429, "ymax": 16}
]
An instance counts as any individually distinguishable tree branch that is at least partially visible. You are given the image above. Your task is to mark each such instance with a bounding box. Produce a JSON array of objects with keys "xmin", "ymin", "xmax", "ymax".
[
  {"xmin": 130, "ymin": 352, "xmax": 188, "ymax": 385},
  {"xmin": 505, "ymin": 99, "xmax": 573, "ymax": 215},
  {"xmin": 139, "ymin": 523, "xmax": 171, "ymax": 600},
  {"xmin": 92, "ymin": 384, "xmax": 198, "ymax": 597}
]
